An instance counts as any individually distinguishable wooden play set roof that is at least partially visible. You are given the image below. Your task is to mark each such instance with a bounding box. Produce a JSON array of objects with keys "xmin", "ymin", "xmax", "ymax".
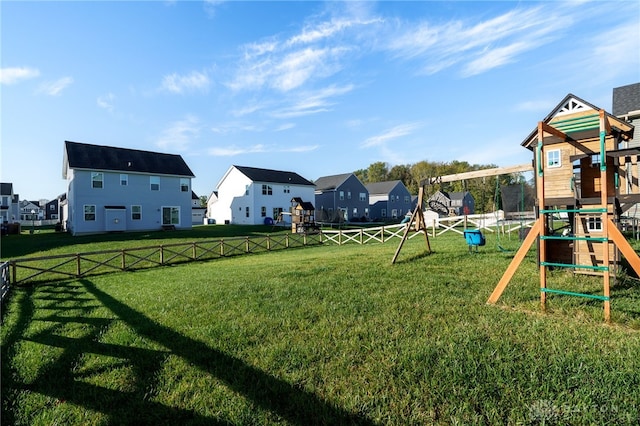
[{"xmin": 520, "ymin": 94, "xmax": 634, "ymax": 150}]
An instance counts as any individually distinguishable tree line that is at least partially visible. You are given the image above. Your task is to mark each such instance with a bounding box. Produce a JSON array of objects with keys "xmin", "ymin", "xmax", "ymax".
[{"xmin": 354, "ymin": 160, "xmax": 535, "ymax": 214}]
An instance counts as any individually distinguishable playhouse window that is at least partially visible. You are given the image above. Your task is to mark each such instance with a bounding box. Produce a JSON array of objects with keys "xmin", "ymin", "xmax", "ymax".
[
  {"xmin": 547, "ymin": 150, "xmax": 561, "ymax": 168},
  {"xmin": 591, "ymin": 154, "xmax": 601, "ymax": 168},
  {"xmin": 587, "ymin": 217, "xmax": 602, "ymax": 231}
]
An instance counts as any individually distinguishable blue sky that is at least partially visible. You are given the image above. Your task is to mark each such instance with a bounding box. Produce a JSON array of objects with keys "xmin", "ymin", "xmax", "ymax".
[{"xmin": 2, "ymin": 1, "xmax": 639, "ymax": 201}]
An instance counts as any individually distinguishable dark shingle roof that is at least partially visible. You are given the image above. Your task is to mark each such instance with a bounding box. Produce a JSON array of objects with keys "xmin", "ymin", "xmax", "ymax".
[
  {"xmin": 234, "ymin": 165, "xmax": 314, "ymax": 186},
  {"xmin": 365, "ymin": 180, "xmax": 402, "ymax": 195},
  {"xmin": 0, "ymin": 183, "xmax": 13, "ymax": 195},
  {"xmin": 613, "ymin": 83, "xmax": 640, "ymax": 116},
  {"xmin": 64, "ymin": 141, "xmax": 195, "ymax": 177},
  {"xmin": 313, "ymin": 173, "xmax": 352, "ymax": 191}
]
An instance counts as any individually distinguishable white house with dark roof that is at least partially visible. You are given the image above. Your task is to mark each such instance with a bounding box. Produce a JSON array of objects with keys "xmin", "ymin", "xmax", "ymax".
[
  {"xmin": 314, "ymin": 173, "xmax": 369, "ymax": 222},
  {"xmin": 63, "ymin": 140, "xmax": 195, "ymax": 235},
  {"xmin": 0, "ymin": 183, "xmax": 20, "ymax": 223},
  {"xmin": 365, "ymin": 180, "xmax": 412, "ymax": 221},
  {"xmin": 208, "ymin": 165, "xmax": 315, "ymax": 225}
]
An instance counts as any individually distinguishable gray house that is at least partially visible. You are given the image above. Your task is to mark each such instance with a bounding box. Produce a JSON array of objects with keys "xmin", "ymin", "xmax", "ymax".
[
  {"xmin": 613, "ymin": 82, "xmax": 640, "ymax": 147},
  {"xmin": 427, "ymin": 190, "xmax": 475, "ymax": 216},
  {"xmin": 314, "ymin": 173, "xmax": 369, "ymax": 222},
  {"xmin": 365, "ymin": 180, "xmax": 412, "ymax": 221},
  {"xmin": 63, "ymin": 141, "xmax": 195, "ymax": 235}
]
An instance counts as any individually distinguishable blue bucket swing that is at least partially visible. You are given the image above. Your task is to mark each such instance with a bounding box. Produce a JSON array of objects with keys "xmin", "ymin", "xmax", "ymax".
[{"xmin": 463, "ymin": 229, "xmax": 486, "ymax": 252}]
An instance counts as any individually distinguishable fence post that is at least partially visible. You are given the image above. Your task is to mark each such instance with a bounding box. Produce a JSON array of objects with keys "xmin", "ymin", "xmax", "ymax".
[
  {"xmin": 220, "ymin": 239, "xmax": 225, "ymax": 256},
  {"xmin": 360, "ymin": 229, "xmax": 363, "ymax": 244},
  {"xmin": 303, "ymin": 233, "xmax": 307, "ymax": 246},
  {"xmin": 286, "ymin": 234, "xmax": 289, "ymax": 248},
  {"xmin": 160, "ymin": 245, "xmax": 164, "ymax": 264},
  {"xmin": 11, "ymin": 261, "xmax": 17, "ymax": 285},
  {"xmin": 267, "ymin": 235, "xmax": 271, "ymax": 251},
  {"xmin": 381, "ymin": 226, "xmax": 385, "ymax": 243},
  {"xmin": 245, "ymin": 237, "xmax": 250, "ymax": 253},
  {"xmin": 122, "ymin": 249, "xmax": 126, "ymax": 271},
  {"xmin": 76, "ymin": 254, "xmax": 81, "ymax": 277},
  {"xmin": 192, "ymin": 242, "xmax": 197, "ymax": 259}
]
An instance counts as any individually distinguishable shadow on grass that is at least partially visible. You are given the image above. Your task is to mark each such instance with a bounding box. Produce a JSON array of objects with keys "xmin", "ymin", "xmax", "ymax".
[{"xmin": 2, "ymin": 280, "xmax": 376, "ymax": 425}]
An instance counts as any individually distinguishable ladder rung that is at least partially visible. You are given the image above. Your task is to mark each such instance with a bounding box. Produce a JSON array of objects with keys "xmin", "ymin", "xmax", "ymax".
[
  {"xmin": 541, "ymin": 288, "xmax": 610, "ymax": 301},
  {"xmin": 540, "ymin": 208, "xmax": 607, "ymax": 214},
  {"xmin": 540, "ymin": 261, "xmax": 609, "ymax": 271},
  {"xmin": 540, "ymin": 235, "xmax": 609, "ymax": 242}
]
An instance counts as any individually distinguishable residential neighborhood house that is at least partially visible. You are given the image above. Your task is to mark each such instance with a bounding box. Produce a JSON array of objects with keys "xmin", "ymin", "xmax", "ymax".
[
  {"xmin": 314, "ymin": 173, "xmax": 369, "ymax": 222},
  {"xmin": 62, "ymin": 140, "xmax": 195, "ymax": 235},
  {"xmin": 207, "ymin": 165, "xmax": 315, "ymax": 225},
  {"xmin": 191, "ymin": 191, "xmax": 206, "ymax": 225},
  {"xmin": 427, "ymin": 190, "xmax": 475, "ymax": 216},
  {"xmin": 0, "ymin": 183, "xmax": 20, "ymax": 223},
  {"xmin": 365, "ymin": 180, "xmax": 412, "ymax": 221}
]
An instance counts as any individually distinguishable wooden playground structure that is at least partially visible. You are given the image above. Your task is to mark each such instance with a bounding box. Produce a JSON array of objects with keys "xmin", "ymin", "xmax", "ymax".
[
  {"xmin": 396, "ymin": 94, "xmax": 639, "ymax": 321},
  {"xmin": 487, "ymin": 94, "xmax": 640, "ymax": 321}
]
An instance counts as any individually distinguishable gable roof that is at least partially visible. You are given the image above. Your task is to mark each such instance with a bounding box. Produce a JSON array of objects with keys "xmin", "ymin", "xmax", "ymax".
[
  {"xmin": 365, "ymin": 180, "xmax": 403, "ymax": 195},
  {"xmin": 233, "ymin": 165, "xmax": 314, "ymax": 186},
  {"xmin": 613, "ymin": 82, "xmax": 640, "ymax": 117},
  {"xmin": 64, "ymin": 141, "xmax": 195, "ymax": 178},
  {"xmin": 314, "ymin": 173, "xmax": 354, "ymax": 191},
  {"xmin": 521, "ymin": 94, "xmax": 634, "ymax": 150}
]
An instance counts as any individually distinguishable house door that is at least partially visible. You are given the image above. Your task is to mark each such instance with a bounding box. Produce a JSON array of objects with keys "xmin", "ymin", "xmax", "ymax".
[{"xmin": 105, "ymin": 208, "xmax": 127, "ymax": 232}]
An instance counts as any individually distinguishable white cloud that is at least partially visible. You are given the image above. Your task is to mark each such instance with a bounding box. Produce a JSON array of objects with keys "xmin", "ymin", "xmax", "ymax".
[
  {"xmin": 208, "ymin": 143, "xmax": 318, "ymax": 156},
  {"xmin": 161, "ymin": 70, "xmax": 210, "ymax": 94},
  {"xmin": 270, "ymin": 84, "xmax": 354, "ymax": 118},
  {"xmin": 156, "ymin": 115, "xmax": 201, "ymax": 151},
  {"xmin": 361, "ymin": 122, "xmax": 422, "ymax": 148},
  {"xmin": 38, "ymin": 77, "xmax": 74, "ymax": 96},
  {"xmin": 385, "ymin": 6, "xmax": 568, "ymax": 77},
  {"xmin": 0, "ymin": 66, "xmax": 40, "ymax": 84},
  {"xmin": 97, "ymin": 93, "xmax": 116, "ymax": 112}
]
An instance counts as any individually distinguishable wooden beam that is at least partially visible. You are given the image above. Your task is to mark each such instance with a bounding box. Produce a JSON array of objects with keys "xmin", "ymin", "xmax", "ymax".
[
  {"xmin": 607, "ymin": 217, "xmax": 640, "ymax": 277},
  {"xmin": 541, "ymin": 121, "xmax": 569, "ymax": 141},
  {"xmin": 426, "ymin": 163, "xmax": 533, "ymax": 185},
  {"xmin": 487, "ymin": 218, "xmax": 541, "ymax": 304}
]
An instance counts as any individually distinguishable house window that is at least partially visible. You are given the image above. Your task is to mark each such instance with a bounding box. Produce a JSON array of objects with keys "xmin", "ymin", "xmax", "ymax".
[
  {"xmin": 132, "ymin": 205, "xmax": 142, "ymax": 220},
  {"xmin": 347, "ymin": 191, "xmax": 352, "ymax": 200},
  {"xmin": 339, "ymin": 191, "xmax": 345, "ymax": 200},
  {"xmin": 49, "ymin": 204, "xmax": 55, "ymax": 211},
  {"xmin": 547, "ymin": 150, "xmax": 561, "ymax": 168},
  {"xmin": 180, "ymin": 178, "xmax": 189, "ymax": 192},
  {"xmin": 261, "ymin": 206, "xmax": 267, "ymax": 217},
  {"xmin": 150, "ymin": 176, "xmax": 160, "ymax": 191},
  {"xmin": 273, "ymin": 207, "xmax": 283, "ymax": 219},
  {"xmin": 381, "ymin": 209, "xmax": 387, "ymax": 218},
  {"xmin": 392, "ymin": 209, "xmax": 398, "ymax": 219},
  {"xmin": 359, "ymin": 192, "xmax": 366, "ymax": 201},
  {"xmin": 245, "ymin": 206, "xmax": 250, "ymax": 217},
  {"xmin": 262, "ymin": 184, "xmax": 272, "ymax": 195},
  {"xmin": 284, "ymin": 185, "xmax": 290, "ymax": 194},
  {"xmin": 353, "ymin": 207, "xmax": 358, "ymax": 217},
  {"xmin": 91, "ymin": 172, "xmax": 103, "ymax": 189},
  {"xmin": 162, "ymin": 206, "xmax": 180, "ymax": 225},
  {"xmin": 588, "ymin": 217, "xmax": 602, "ymax": 231},
  {"xmin": 405, "ymin": 196, "xmax": 410, "ymax": 204},
  {"xmin": 364, "ymin": 208, "xmax": 369, "ymax": 217},
  {"xmin": 591, "ymin": 154, "xmax": 601, "ymax": 169},
  {"xmin": 120, "ymin": 174, "xmax": 128, "ymax": 186},
  {"xmin": 84, "ymin": 205, "xmax": 96, "ymax": 221}
]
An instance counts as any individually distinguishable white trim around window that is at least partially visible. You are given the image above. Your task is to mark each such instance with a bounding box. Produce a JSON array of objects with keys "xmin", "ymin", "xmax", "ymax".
[
  {"xmin": 84, "ymin": 205, "xmax": 96, "ymax": 221},
  {"xmin": 161, "ymin": 206, "xmax": 180, "ymax": 225}
]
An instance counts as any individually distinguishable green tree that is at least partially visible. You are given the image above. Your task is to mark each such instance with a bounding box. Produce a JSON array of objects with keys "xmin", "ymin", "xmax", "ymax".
[{"xmin": 367, "ymin": 162, "xmax": 389, "ymax": 183}]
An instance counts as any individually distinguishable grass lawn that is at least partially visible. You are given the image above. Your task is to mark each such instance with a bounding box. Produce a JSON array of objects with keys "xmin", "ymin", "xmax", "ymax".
[{"xmin": 2, "ymin": 229, "xmax": 640, "ymax": 425}]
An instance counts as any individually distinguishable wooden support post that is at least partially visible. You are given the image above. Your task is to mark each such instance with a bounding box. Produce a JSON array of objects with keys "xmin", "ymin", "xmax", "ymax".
[
  {"xmin": 536, "ymin": 122, "xmax": 548, "ymax": 311},
  {"xmin": 392, "ymin": 186, "xmax": 432, "ymax": 264},
  {"xmin": 488, "ymin": 218, "xmax": 541, "ymax": 304},
  {"xmin": 600, "ymin": 110, "xmax": 611, "ymax": 322}
]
